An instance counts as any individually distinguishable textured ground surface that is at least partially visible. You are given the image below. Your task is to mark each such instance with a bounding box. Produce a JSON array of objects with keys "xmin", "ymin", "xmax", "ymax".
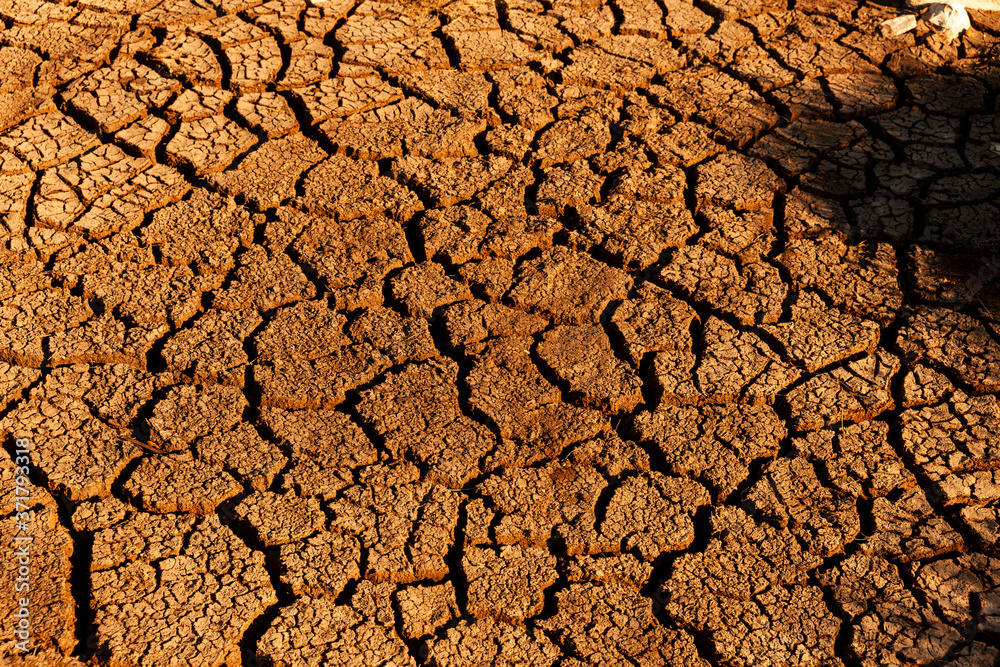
[{"xmin": 1, "ymin": 0, "xmax": 999, "ymax": 665}]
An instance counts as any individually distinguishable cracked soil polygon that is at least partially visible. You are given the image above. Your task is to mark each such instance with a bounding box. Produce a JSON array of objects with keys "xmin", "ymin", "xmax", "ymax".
[
  {"xmin": 508, "ymin": 246, "xmax": 631, "ymax": 324},
  {"xmin": 745, "ymin": 456, "xmax": 861, "ymax": 557},
  {"xmin": 329, "ymin": 477, "xmax": 461, "ymax": 584},
  {"xmin": 211, "ymin": 246, "xmax": 315, "ymax": 311},
  {"xmin": 147, "ymin": 383, "xmax": 247, "ymax": 451},
  {"xmin": 233, "ymin": 490, "xmax": 325, "ymax": 547},
  {"xmin": 781, "ymin": 236, "xmax": 904, "ymax": 325},
  {"xmin": 89, "ymin": 513, "xmax": 276, "ymax": 667},
  {"xmin": 0, "ymin": 288, "xmax": 92, "ymax": 366},
  {"xmin": 900, "ymin": 391, "xmax": 1000, "ymax": 508},
  {"xmin": 659, "ymin": 247, "xmax": 787, "ymax": 326},
  {"xmin": 657, "ymin": 316, "xmax": 801, "ymax": 406},
  {"xmin": 792, "ymin": 420, "xmax": 915, "ymax": 500},
  {"xmin": 33, "ymin": 362, "xmax": 170, "ymax": 430},
  {"xmin": 608, "ymin": 281, "xmax": 697, "ymax": 367},
  {"xmin": 463, "ymin": 544, "xmax": 557, "ymax": 623},
  {"xmin": 536, "ymin": 323, "xmax": 643, "ymax": 413},
  {"xmin": 394, "ymin": 580, "xmax": 459, "ymax": 640},
  {"xmin": 465, "ymin": 335, "xmax": 609, "ymax": 467},
  {"xmin": 1, "ymin": 395, "xmax": 142, "ymax": 500},
  {"xmin": 575, "ymin": 197, "xmax": 699, "ymax": 270},
  {"xmin": 864, "ymin": 484, "xmax": 965, "ymax": 564},
  {"xmin": 783, "ymin": 349, "xmax": 901, "ymax": 431},
  {"xmin": 388, "ymin": 261, "xmax": 472, "ymax": 319},
  {"xmin": 395, "ymin": 156, "xmax": 510, "ymax": 209},
  {"xmin": 300, "ymin": 152, "xmax": 423, "ymax": 219},
  {"xmin": 761, "ymin": 290, "xmax": 880, "ymax": 371},
  {"xmin": 233, "ymin": 92, "xmax": 299, "ymax": 138},
  {"xmin": 161, "ymin": 308, "xmax": 261, "ymax": 386},
  {"xmin": 357, "ymin": 358, "xmax": 493, "ymax": 488},
  {"xmin": 477, "ymin": 460, "xmax": 608, "ymax": 554},
  {"xmin": 652, "ymin": 69, "xmax": 778, "ymax": 146},
  {"xmin": 320, "ymin": 97, "xmax": 485, "ymax": 160},
  {"xmin": 195, "ymin": 422, "xmax": 285, "ymax": 493},
  {"xmin": 81, "ymin": 263, "xmax": 222, "ymax": 325},
  {"xmin": 816, "ymin": 552, "xmax": 994, "ymax": 667},
  {"xmin": 896, "ymin": 306, "xmax": 1000, "ymax": 393},
  {"xmin": 423, "ymin": 617, "xmax": 559, "ymax": 667},
  {"xmin": 632, "ymin": 403, "xmax": 785, "ymax": 501},
  {"xmin": 290, "ymin": 210, "xmax": 413, "ymax": 306},
  {"xmin": 252, "ymin": 343, "xmax": 390, "ymax": 410},
  {"xmin": 599, "ymin": 471, "xmax": 709, "ymax": 560},
  {"xmin": 252, "ymin": 300, "xmax": 349, "ymax": 363},
  {"xmin": 260, "ymin": 406, "xmax": 376, "ymax": 499},
  {"xmin": 122, "ymin": 453, "xmax": 241, "ymax": 514},
  {"xmin": 542, "ymin": 581, "xmax": 709, "ymax": 666},
  {"xmin": 208, "ymin": 133, "xmax": 326, "ymax": 209},
  {"xmin": 164, "ymin": 115, "xmax": 256, "ymax": 175}
]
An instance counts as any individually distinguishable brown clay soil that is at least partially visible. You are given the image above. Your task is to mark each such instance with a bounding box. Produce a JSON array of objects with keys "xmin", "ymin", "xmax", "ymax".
[{"xmin": 1, "ymin": 0, "xmax": 999, "ymax": 665}]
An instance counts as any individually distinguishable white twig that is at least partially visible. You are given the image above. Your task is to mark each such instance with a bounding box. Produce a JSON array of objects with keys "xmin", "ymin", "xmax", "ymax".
[{"xmin": 909, "ymin": 0, "xmax": 1000, "ymax": 9}]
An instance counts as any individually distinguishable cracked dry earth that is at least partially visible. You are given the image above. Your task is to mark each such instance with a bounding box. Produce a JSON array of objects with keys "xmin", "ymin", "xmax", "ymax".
[{"xmin": 1, "ymin": 0, "xmax": 1000, "ymax": 665}]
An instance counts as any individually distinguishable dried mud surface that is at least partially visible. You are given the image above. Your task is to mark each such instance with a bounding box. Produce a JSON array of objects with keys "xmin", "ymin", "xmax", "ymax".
[{"xmin": 1, "ymin": 0, "xmax": 999, "ymax": 665}]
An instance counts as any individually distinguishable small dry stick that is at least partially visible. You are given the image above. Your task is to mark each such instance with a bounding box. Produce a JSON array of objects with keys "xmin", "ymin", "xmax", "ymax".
[{"xmin": 121, "ymin": 434, "xmax": 168, "ymax": 455}]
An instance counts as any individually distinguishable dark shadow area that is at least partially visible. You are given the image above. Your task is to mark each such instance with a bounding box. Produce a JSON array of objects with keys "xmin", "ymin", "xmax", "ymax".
[{"xmin": 743, "ymin": 4, "xmax": 1000, "ymax": 327}]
